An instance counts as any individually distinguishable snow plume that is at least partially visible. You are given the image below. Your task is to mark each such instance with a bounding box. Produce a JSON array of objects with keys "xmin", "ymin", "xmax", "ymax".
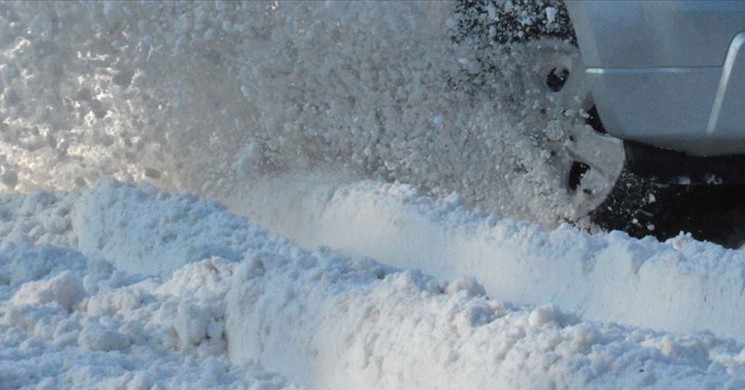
[
  {"xmin": 4, "ymin": 181, "xmax": 745, "ymax": 389},
  {"xmin": 0, "ymin": 1, "xmax": 596, "ymax": 226}
]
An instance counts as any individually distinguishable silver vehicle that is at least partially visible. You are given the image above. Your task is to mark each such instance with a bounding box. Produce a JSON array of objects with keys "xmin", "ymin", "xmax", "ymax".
[
  {"xmin": 567, "ymin": 1, "xmax": 745, "ymax": 183},
  {"xmin": 560, "ymin": 1, "xmax": 745, "ymax": 246},
  {"xmin": 458, "ymin": 0, "xmax": 745, "ymax": 244}
]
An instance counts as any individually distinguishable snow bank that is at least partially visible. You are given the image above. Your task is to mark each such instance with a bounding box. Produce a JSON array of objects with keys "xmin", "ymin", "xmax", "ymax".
[
  {"xmin": 71, "ymin": 179, "xmax": 287, "ymax": 278},
  {"xmin": 0, "ymin": 200, "xmax": 301, "ymax": 388},
  {"xmin": 226, "ymin": 247, "xmax": 743, "ymax": 390},
  {"xmin": 1, "ymin": 251, "xmax": 301, "ymax": 389},
  {"xmin": 227, "ymin": 172, "xmax": 745, "ymax": 340},
  {"xmin": 5, "ymin": 181, "xmax": 745, "ymax": 389}
]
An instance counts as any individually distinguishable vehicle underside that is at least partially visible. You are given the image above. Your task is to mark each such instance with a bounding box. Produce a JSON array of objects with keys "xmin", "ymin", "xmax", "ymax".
[{"xmin": 456, "ymin": 0, "xmax": 745, "ymax": 248}]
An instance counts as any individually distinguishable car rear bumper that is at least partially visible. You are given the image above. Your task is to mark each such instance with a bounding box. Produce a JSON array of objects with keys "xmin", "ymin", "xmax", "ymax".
[{"xmin": 566, "ymin": 1, "xmax": 745, "ymax": 156}]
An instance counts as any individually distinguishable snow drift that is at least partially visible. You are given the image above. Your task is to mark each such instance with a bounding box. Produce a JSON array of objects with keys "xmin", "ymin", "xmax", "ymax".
[
  {"xmin": 4, "ymin": 181, "xmax": 745, "ymax": 389},
  {"xmin": 225, "ymin": 172, "xmax": 745, "ymax": 340},
  {"xmin": 0, "ymin": 182, "xmax": 743, "ymax": 389}
]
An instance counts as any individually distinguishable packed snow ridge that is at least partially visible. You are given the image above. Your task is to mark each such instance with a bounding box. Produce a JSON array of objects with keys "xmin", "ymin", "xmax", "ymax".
[
  {"xmin": 2, "ymin": 180, "xmax": 745, "ymax": 389},
  {"xmin": 3, "ymin": 1, "xmax": 745, "ymax": 389}
]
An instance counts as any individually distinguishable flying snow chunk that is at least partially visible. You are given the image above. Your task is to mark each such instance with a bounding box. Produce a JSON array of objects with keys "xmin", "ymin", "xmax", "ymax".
[
  {"xmin": 234, "ymin": 142, "xmax": 262, "ymax": 175},
  {"xmin": 240, "ymin": 85, "xmax": 252, "ymax": 99},
  {"xmin": 546, "ymin": 7, "xmax": 558, "ymax": 24}
]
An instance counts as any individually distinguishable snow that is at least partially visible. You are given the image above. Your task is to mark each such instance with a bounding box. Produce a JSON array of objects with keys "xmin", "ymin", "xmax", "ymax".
[
  {"xmin": 0, "ymin": 0, "xmax": 604, "ymax": 226},
  {"xmin": 2, "ymin": 1, "xmax": 745, "ymax": 389},
  {"xmin": 223, "ymin": 173, "xmax": 745, "ymax": 340},
  {"xmin": 3, "ymin": 181, "xmax": 745, "ymax": 389}
]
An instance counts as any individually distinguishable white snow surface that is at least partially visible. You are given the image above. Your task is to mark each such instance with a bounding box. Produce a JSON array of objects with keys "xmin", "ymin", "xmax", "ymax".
[
  {"xmin": 224, "ymin": 171, "xmax": 745, "ymax": 340},
  {"xmin": 1, "ymin": 1, "xmax": 745, "ymax": 389},
  {"xmin": 3, "ymin": 180, "xmax": 745, "ymax": 390}
]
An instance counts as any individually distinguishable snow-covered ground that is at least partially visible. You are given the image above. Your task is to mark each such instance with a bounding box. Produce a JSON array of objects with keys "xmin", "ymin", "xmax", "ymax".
[
  {"xmin": 2, "ymin": 1, "xmax": 745, "ymax": 389},
  {"xmin": 6, "ymin": 180, "xmax": 745, "ymax": 389}
]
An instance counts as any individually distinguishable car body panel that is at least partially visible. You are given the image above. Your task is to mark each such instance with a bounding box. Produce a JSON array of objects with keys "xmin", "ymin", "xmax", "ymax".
[
  {"xmin": 710, "ymin": 32, "xmax": 745, "ymax": 145},
  {"xmin": 566, "ymin": 1, "xmax": 745, "ymax": 156},
  {"xmin": 567, "ymin": 1, "xmax": 745, "ymax": 68}
]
